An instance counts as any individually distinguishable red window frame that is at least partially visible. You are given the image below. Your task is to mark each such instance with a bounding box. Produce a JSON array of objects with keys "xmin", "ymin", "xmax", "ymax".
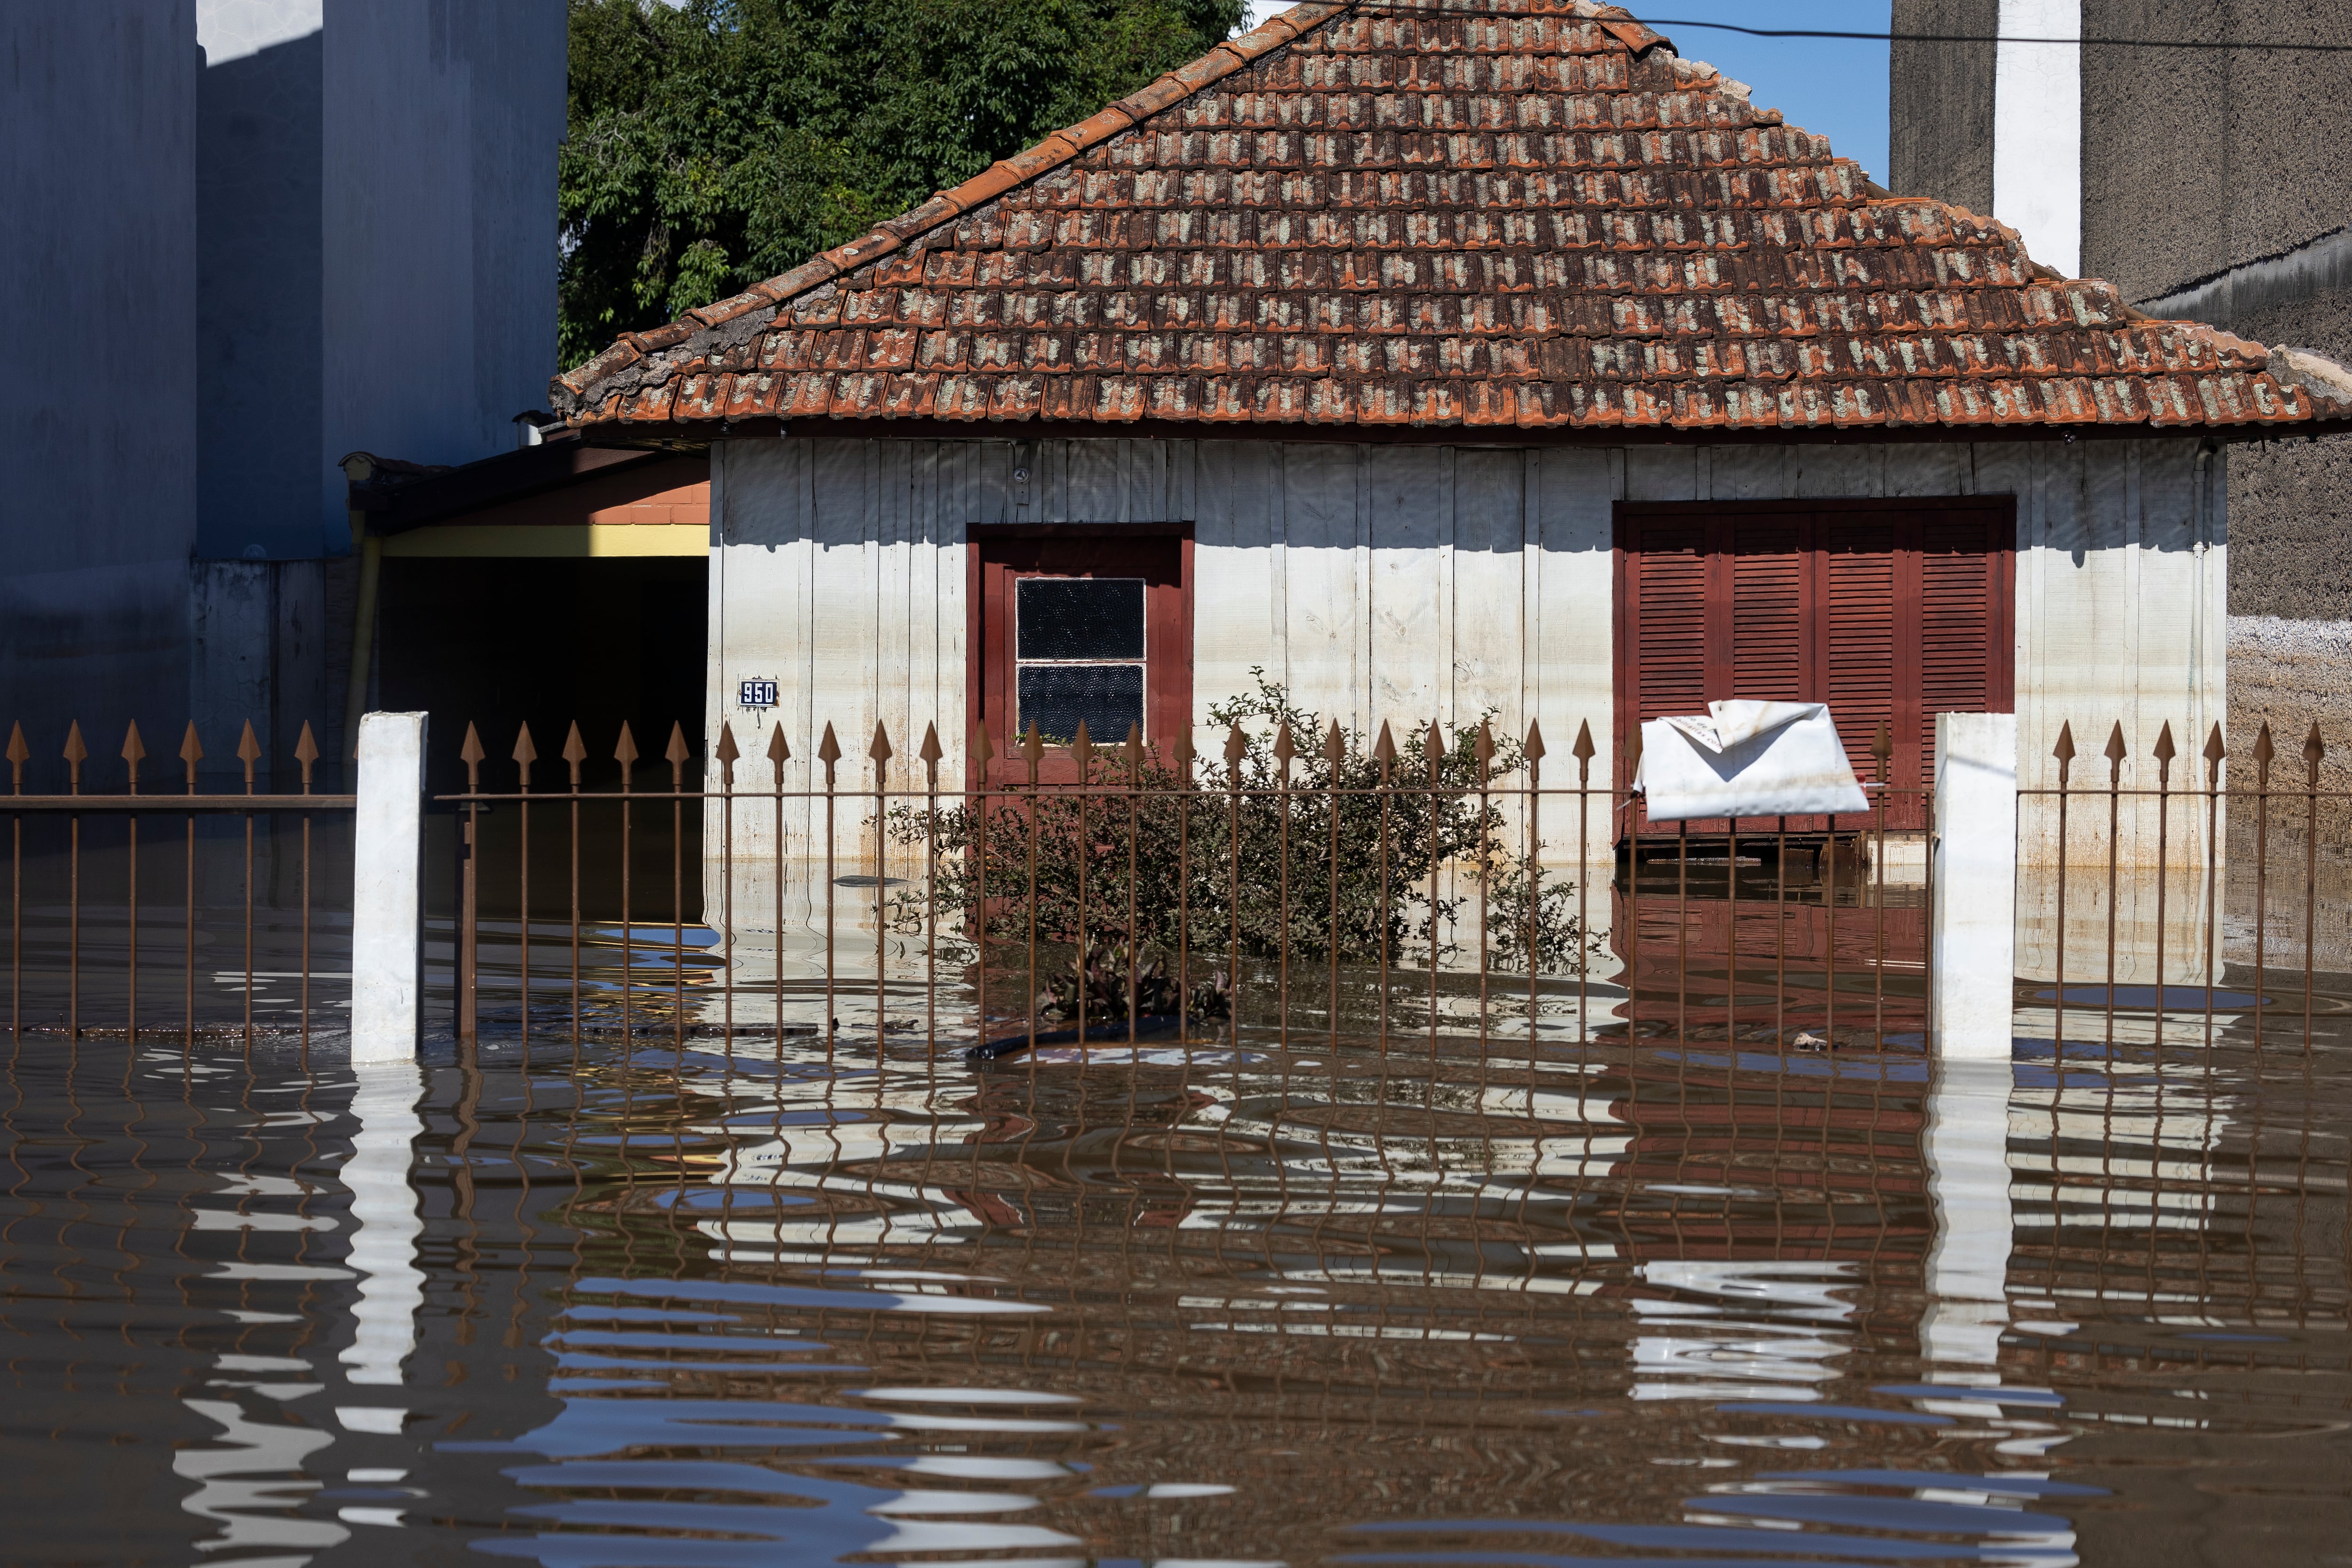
[{"xmin": 967, "ymin": 524, "xmax": 1193, "ymax": 788}]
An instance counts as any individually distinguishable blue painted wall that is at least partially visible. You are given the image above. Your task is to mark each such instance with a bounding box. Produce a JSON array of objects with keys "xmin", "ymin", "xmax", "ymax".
[{"xmin": 0, "ymin": 2, "xmax": 201, "ymax": 780}]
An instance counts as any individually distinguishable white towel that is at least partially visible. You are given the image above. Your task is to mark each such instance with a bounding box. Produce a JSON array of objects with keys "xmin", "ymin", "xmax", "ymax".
[{"xmin": 1631, "ymin": 700, "xmax": 1869, "ymax": 822}]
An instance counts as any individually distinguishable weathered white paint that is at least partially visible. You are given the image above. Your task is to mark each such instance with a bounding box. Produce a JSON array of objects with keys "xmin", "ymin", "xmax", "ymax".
[
  {"xmin": 1932, "ymin": 711, "xmax": 2019, "ymax": 1059},
  {"xmin": 1919, "ymin": 1058, "xmax": 2016, "ymax": 1367},
  {"xmin": 706, "ymin": 436, "xmax": 2224, "ymax": 937},
  {"xmin": 1992, "ymin": 0, "xmax": 2082, "ymax": 275},
  {"xmin": 351, "ymin": 711, "xmax": 427, "ymax": 1063}
]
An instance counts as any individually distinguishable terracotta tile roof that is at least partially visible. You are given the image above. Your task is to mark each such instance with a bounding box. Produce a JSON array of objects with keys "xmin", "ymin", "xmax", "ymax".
[{"xmin": 552, "ymin": 0, "xmax": 2352, "ymax": 436}]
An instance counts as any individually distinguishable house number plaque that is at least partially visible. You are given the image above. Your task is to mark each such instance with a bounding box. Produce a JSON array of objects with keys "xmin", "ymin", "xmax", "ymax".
[{"xmin": 738, "ymin": 677, "xmax": 779, "ymax": 709}]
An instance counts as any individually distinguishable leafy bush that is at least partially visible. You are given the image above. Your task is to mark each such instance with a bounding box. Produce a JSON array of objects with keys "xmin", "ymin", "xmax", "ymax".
[{"xmin": 882, "ymin": 674, "xmax": 1598, "ymax": 1003}]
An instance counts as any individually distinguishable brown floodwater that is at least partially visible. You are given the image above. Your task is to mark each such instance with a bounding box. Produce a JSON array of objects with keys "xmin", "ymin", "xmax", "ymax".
[{"xmin": 5, "ymin": 963, "xmax": 2349, "ymax": 1567}]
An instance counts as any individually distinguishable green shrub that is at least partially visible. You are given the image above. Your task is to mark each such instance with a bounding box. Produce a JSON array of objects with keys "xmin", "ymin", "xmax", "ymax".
[{"xmin": 882, "ymin": 674, "xmax": 1599, "ymax": 1006}]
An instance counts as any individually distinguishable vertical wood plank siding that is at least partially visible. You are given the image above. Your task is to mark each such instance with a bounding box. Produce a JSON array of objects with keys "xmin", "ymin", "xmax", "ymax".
[{"xmin": 708, "ymin": 436, "xmax": 2225, "ymax": 913}]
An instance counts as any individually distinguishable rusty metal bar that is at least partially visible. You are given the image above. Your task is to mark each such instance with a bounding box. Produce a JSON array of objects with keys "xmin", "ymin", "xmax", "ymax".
[
  {"xmin": 66, "ymin": 723, "xmax": 83, "ymax": 1041},
  {"xmin": 238, "ymin": 720, "xmax": 257, "ymax": 1054},
  {"xmin": 819, "ymin": 722, "xmax": 841, "ymax": 1061},
  {"xmin": 565, "ymin": 723, "xmax": 586, "ymax": 1055},
  {"xmin": 1873, "ymin": 720, "xmax": 1890, "ymax": 1047},
  {"xmin": 970, "ymin": 724, "xmax": 988, "ymax": 1052},
  {"xmin": 871, "ymin": 722, "xmax": 891, "ymax": 1060},
  {"xmin": 183, "ymin": 724, "xmax": 199, "ymax": 1051},
  {"xmin": 2104, "ymin": 723, "xmax": 2125, "ymax": 1051},
  {"xmin": 8, "ymin": 724, "xmax": 20, "ymax": 1043},
  {"xmin": 515, "ymin": 723, "xmax": 537, "ymax": 1048},
  {"xmin": 1126, "ymin": 723, "xmax": 1142, "ymax": 1047},
  {"xmin": 1275, "ymin": 720, "xmax": 1293, "ymax": 1057},
  {"xmin": 922, "ymin": 724, "xmax": 941, "ymax": 1055},
  {"xmin": 2153, "ymin": 723, "xmax": 2174, "ymax": 1050},
  {"xmin": 2053, "ymin": 722, "xmax": 2074, "ymax": 1051},
  {"xmin": 669, "ymin": 722, "xmax": 690, "ymax": 1051},
  {"xmin": 1475, "ymin": 719, "xmax": 1492, "ymax": 1057},
  {"xmin": 618, "ymin": 721, "xmax": 637, "ymax": 1044},
  {"xmin": 715, "ymin": 721, "xmax": 736, "ymax": 1045},
  {"xmin": 296, "ymin": 722, "xmax": 316, "ymax": 1059},
  {"xmin": 459, "ymin": 722, "xmax": 483, "ymax": 1047},
  {"xmin": 2253, "ymin": 723, "xmax": 2273, "ymax": 1056},
  {"xmin": 1327, "ymin": 721, "xmax": 1343, "ymax": 1054},
  {"xmin": 1377, "ymin": 724, "xmax": 1396, "ymax": 1045},
  {"xmin": 1022, "ymin": 721, "xmax": 1041, "ymax": 1060},
  {"xmin": 1424, "ymin": 721, "xmax": 1442, "ymax": 1056},
  {"xmin": 1074, "ymin": 721, "xmax": 1092, "ymax": 1050},
  {"xmin": 2303, "ymin": 724, "xmax": 2322, "ymax": 1054},
  {"xmin": 125, "ymin": 724, "xmax": 144, "ymax": 1045},
  {"xmin": 1526, "ymin": 721, "xmax": 1544, "ymax": 1049},
  {"xmin": 770, "ymin": 723, "xmax": 788, "ymax": 1052}
]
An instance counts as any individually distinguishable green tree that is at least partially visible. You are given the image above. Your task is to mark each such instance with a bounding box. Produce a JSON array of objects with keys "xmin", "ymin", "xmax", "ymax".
[{"xmin": 558, "ymin": 0, "xmax": 1246, "ymax": 369}]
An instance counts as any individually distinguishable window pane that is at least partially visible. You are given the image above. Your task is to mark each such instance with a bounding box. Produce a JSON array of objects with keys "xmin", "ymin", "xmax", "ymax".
[
  {"xmin": 1016, "ymin": 577, "xmax": 1144, "ymax": 660},
  {"xmin": 1018, "ymin": 664, "xmax": 1144, "ymax": 745}
]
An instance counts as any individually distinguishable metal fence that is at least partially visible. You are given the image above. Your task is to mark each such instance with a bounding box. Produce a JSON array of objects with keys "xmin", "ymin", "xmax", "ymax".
[
  {"xmin": 436, "ymin": 712, "xmax": 1933, "ymax": 1057},
  {"xmin": 4, "ymin": 718, "xmax": 353, "ymax": 1048},
  {"xmin": 2017, "ymin": 717, "xmax": 2347, "ymax": 1057},
  {"xmin": 15, "ymin": 707, "xmax": 2352, "ymax": 1058}
]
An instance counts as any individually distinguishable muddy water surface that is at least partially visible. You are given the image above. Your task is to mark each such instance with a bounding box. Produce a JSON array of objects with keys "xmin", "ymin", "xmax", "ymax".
[{"xmin": 4, "ymin": 1001, "xmax": 2349, "ymax": 1566}]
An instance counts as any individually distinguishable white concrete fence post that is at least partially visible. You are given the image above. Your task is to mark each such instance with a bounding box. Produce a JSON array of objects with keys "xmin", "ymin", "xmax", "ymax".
[
  {"xmin": 1930, "ymin": 711, "xmax": 2019, "ymax": 1059},
  {"xmin": 351, "ymin": 712, "xmax": 428, "ymax": 1063}
]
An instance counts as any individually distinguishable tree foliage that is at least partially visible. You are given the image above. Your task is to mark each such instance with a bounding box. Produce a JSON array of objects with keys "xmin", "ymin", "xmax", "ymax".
[{"xmin": 558, "ymin": 0, "xmax": 1246, "ymax": 368}]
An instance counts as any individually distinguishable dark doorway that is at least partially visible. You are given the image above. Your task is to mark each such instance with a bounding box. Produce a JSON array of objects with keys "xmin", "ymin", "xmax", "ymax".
[{"xmin": 378, "ymin": 555, "xmax": 708, "ymax": 921}]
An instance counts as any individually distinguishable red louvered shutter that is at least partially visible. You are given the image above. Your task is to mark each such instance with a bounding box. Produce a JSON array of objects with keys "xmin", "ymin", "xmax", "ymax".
[
  {"xmin": 1823, "ymin": 513, "xmax": 1902, "ymax": 804},
  {"xmin": 1730, "ymin": 517, "xmax": 1808, "ymax": 703},
  {"xmin": 1624, "ymin": 520, "xmax": 1709, "ymax": 728},
  {"xmin": 1618, "ymin": 500, "xmax": 2011, "ymax": 838},
  {"xmin": 1917, "ymin": 510, "xmax": 2010, "ymax": 790}
]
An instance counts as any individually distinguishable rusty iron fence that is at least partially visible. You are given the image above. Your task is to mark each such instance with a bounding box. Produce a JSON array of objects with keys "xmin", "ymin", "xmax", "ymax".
[
  {"xmin": 4, "ymin": 718, "xmax": 352, "ymax": 1049},
  {"xmin": 2018, "ymin": 717, "xmax": 2352, "ymax": 1059},
  {"xmin": 435, "ymin": 712, "xmax": 1937, "ymax": 1058}
]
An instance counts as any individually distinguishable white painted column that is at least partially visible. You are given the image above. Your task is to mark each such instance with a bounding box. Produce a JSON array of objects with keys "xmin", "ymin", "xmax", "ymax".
[
  {"xmin": 1993, "ymin": 0, "xmax": 2082, "ymax": 275},
  {"xmin": 1931, "ymin": 712, "xmax": 2018, "ymax": 1059},
  {"xmin": 1919, "ymin": 1058, "xmax": 2015, "ymax": 1369},
  {"xmin": 350, "ymin": 711, "xmax": 427, "ymax": 1063}
]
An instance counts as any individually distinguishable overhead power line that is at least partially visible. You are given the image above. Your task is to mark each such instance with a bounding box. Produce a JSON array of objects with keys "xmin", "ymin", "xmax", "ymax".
[{"xmin": 1328, "ymin": 2, "xmax": 2352, "ymax": 51}]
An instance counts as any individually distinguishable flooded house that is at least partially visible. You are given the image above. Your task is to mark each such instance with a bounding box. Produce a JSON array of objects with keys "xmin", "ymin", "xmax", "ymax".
[{"xmin": 539, "ymin": 0, "xmax": 2352, "ymax": 949}]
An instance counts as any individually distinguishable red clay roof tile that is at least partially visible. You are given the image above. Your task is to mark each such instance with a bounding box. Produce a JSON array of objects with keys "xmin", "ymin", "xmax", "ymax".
[{"xmin": 570, "ymin": 0, "xmax": 2352, "ymax": 436}]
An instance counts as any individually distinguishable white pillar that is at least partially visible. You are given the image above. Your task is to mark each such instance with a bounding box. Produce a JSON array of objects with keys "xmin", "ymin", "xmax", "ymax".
[
  {"xmin": 1992, "ymin": 0, "xmax": 2082, "ymax": 275},
  {"xmin": 1931, "ymin": 711, "xmax": 2018, "ymax": 1059},
  {"xmin": 350, "ymin": 711, "xmax": 427, "ymax": 1063}
]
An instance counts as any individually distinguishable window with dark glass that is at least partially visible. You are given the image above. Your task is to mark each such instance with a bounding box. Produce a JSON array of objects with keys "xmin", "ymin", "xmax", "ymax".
[{"xmin": 1015, "ymin": 576, "xmax": 1145, "ymax": 742}]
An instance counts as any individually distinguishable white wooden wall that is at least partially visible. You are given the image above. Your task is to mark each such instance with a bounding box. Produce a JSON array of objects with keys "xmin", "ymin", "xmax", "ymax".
[{"xmin": 706, "ymin": 434, "xmax": 2226, "ymax": 943}]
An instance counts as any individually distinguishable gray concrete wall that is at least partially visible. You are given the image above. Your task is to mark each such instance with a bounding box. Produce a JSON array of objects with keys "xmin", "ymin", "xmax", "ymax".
[
  {"xmin": 197, "ymin": 1, "xmax": 323, "ymax": 560},
  {"xmin": 1887, "ymin": 0, "xmax": 1997, "ymax": 215},
  {"xmin": 0, "ymin": 2, "xmax": 201, "ymax": 787},
  {"xmin": 1895, "ymin": 0, "xmax": 2352, "ymax": 753},
  {"xmin": 320, "ymin": 0, "xmax": 566, "ymax": 546}
]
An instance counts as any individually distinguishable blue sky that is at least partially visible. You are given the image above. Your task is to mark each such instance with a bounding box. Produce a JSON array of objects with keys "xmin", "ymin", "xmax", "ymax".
[
  {"xmin": 1238, "ymin": 1, "xmax": 1894, "ymax": 184},
  {"xmin": 1623, "ymin": 2, "xmax": 1892, "ymax": 182}
]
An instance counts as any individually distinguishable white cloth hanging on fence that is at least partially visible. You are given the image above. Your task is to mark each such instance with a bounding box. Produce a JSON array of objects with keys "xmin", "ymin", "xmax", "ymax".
[{"xmin": 1630, "ymin": 700, "xmax": 1869, "ymax": 822}]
